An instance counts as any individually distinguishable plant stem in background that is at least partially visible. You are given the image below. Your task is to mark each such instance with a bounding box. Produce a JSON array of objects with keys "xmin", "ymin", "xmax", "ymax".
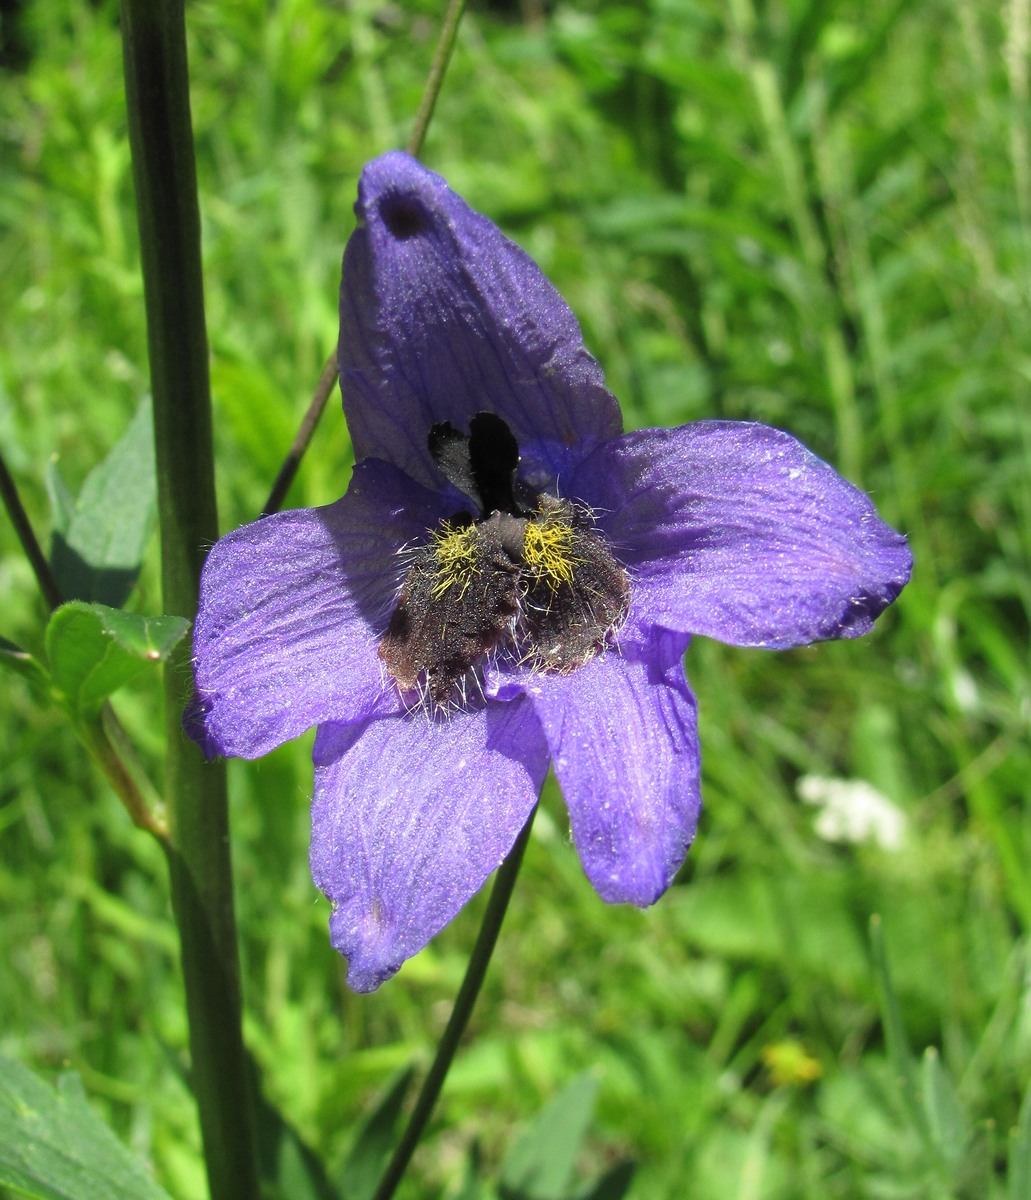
[
  {"xmin": 407, "ymin": 0, "xmax": 468, "ymax": 158},
  {"xmin": 262, "ymin": 355, "xmax": 338, "ymax": 515},
  {"xmin": 264, "ymin": 0, "xmax": 469, "ymax": 516},
  {"xmin": 119, "ymin": 3, "xmax": 259, "ymax": 1198},
  {"xmin": 372, "ymin": 805, "xmax": 537, "ymax": 1200},
  {"xmin": 0, "ymin": 447, "xmax": 64, "ymax": 612}
]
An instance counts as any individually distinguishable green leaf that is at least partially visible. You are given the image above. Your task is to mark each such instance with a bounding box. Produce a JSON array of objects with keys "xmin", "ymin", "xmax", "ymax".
[
  {"xmin": 1010, "ymin": 1074, "xmax": 1031, "ymax": 1200},
  {"xmin": 0, "ymin": 1056, "xmax": 172, "ymax": 1200},
  {"xmin": 0, "ymin": 637, "xmax": 51, "ymax": 704},
  {"xmin": 499, "ymin": 1073, "xmax": 599, "ymax": 1200},
  {"xmin": 575, "ymin": 1161, "xmax": 635, "ymax": 1200},
  {"xmin": 45, "ymin": 601, "xmax": 188, "ymax": 719},
  {"xmin": 49, "ymin": 397, "xmax": 156, "ymax": 608},
  {"xmin": 44, "ymin": 459, "xmax": 74, "ymax": 538},
  {"xmin": 869, "ymin": 916, "xmax": 930, "ymax": 1145},
  {"xmin": 955, "ymin": 1121, "xmax": 993, "ymax": 1200},
  {"xmin": 337, "ymin": 1068, "xmax": 416, "ymax": 1200},
  {"xmin": 452, "ymin": 1141, "xmax": 484, "ymax": 1200},
  {"xmin": 249, "ymin": 1052, "xmax": 340, "ymax": 1200},
  {"xmin": 920, "ymin": 1047, "xmax": 968, "ymax": 1171}
]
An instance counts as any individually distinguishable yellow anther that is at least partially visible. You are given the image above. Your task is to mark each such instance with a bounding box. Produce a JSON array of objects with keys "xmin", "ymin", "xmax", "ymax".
[
  {"xmin": 523, "ymin": 509, "xmax": 578, "ymax": 587},
  {"xmin": 429, "ymin": 521, "xmax": 478, "ymax": 598}
]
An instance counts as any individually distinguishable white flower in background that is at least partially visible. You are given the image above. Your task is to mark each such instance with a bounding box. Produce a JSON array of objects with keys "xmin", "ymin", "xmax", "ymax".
[{"xmin": 797, "ymin": 775, "xmax": 907, "ymax": 851}]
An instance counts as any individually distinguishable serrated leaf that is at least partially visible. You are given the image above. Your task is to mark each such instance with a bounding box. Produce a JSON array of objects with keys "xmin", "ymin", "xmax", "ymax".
[
  {"xmin": 500, "ymin": 1073, "xmax": 599, "ymax": 1200},
  {"xmin": 45, "ymin": 602, "xmax": 188, "ymax": 719},
  {"xmin": 0, "ymin": 1056, "xmax": 172, "ymax": 1200},
  {"xmin": 49, "ymin": 397, "xmax": 156, "ymax": 608},
  {"xmin": 338, "ymin": 1067, "xmax": 416, "ymax": 1200},
  {"xmin": 0, "ymin": 637, "xmax": 51, "ymax": 703}
]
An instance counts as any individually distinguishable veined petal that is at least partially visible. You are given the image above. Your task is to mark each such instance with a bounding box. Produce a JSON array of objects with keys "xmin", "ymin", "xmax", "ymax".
[
  {"xmin": 189, "ymin": 459, "xmax": 450, "ymax": 759},
  {"xmin": 339, "ymin": 151, "xmax": 622, "ymax": 489},
  {"xmin": 576, "ymin": 421, "xmax": 912, "ymax": 649},
  {"xmin": 523, "ymin": 632, "xmax": 700, "ymax": 906},
  {"xmin": 310, "ymin": 699, "xmax": 549, "ymax": 993}
]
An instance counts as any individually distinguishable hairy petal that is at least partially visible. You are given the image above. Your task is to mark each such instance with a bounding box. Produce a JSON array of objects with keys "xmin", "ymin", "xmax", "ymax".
[
  {"xmin": 523, "ymin": 632, "xmax": 700, "ymax": 906},
  {"xmin": 310, "ymin": 700, "xmax": 549, "ymax": 992},
  {"xmin": 577, "ymin": 421, "xmax": 912, "ymax": 649},
  {"xmin": 339, "ymin": 151, "xmax": 621, "ymax": 488},
  {"xmin": 188, "ymin": 459, "xmax": 450, "ymax": 759}
]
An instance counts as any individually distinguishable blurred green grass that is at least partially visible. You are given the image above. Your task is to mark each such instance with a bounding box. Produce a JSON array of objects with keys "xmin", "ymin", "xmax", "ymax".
[{"xmin": 1, "ymin": 0, "xmax": 1029, "ymax": 1196}]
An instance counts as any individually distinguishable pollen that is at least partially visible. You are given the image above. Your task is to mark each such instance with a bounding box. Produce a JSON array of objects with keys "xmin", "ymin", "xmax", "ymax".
[
  {"xmin": 429, "ymin": 520, "xmax": 479, "ymax": 598},
  {"xmin": 522, "ymin": 508, "xmax": 579, "ymax": 587},
  {"xmin": 380, "ymin": 416, "xmax": 630, "ymax": 710}
]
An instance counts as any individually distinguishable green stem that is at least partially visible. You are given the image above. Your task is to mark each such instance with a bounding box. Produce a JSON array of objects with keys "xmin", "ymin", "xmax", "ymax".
[
  {"xmin": 84, "ymin": 709, "xmax": 170, "ymax": 843},
  {"xmin": 263, "ymin": 0, "xmax": 470, "ymax": 511},
  {"xmin": 1, "ymin": 445, "xmax": 168, "ymax": 839},
  {"xmin": 262, "ymin": 355, "xmax": 338, "ymax": 516},
  {"xmin": 0, "ymin": 446, "xmax": 64, "ymax": 611},
  {"xmin": 120, "ymin": 4, "xmax": 259, "ymax": 1198},
  {"xmin": 727, "ymin": 0, "xmax": 863, "ymax": 481},
  {"xmin": 406, "ymin": 0, "xmax": 468, "ymax": 158},
  {"xmin": 372, "ymin": 805, "xmax": 537, "ymax": 1200},
  {"xmin": 260, "ymin": 0, "xmax": 468, "ymax": 516}
]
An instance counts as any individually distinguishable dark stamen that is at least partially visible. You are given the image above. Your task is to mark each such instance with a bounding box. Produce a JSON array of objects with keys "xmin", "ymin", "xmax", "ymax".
[
  {"xmin": 428, "ymin": 412, "xmax": 522, "ymax": 516},
  {"xmin": 469, "ymin": 412, "xmax": 520, "ymax": 515},
  {"xmin": 429, "ymin": 421, "xmax": 478, "ymax": 500}
]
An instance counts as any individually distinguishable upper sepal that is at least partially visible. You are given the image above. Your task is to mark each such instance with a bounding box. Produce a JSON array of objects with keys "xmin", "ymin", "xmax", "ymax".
[{"xmin": 339, "ymin": 151, "xmax": 622, "ymax": 489}]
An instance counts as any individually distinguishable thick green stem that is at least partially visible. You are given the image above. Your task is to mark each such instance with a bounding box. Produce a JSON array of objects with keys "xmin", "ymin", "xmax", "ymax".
[
  {"xmin": 120, "ymin": 4, "xmax": 259, "ymax": 1197},
  {"xmin": 372, "ymin": 805, "xmax": 537, "ymax": 1200}
]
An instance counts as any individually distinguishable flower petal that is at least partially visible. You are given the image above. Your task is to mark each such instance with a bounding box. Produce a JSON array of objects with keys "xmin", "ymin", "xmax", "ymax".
[
  {"xmin": 339, "ymin": 151, "xmax": 622, "ymax": 488},
  {"xmin": 576, "ymin": 421, "xmax": 912, "ymax": 649},
  {"xmin": 523, "ymin": 632, "xmax": 700, "ymax": 906},
  {"xmin": 310, "ymin": 699, "xmax": 549, "ymax": 992},
  {"xmin": 189, "ymin": 459, "xmax": 451, "ymax": 759}
]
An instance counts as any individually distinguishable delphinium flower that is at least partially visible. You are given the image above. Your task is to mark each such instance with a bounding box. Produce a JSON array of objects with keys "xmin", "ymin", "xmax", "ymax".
[{"xmin": 187, "ymin": 152, "xmax": 912, "ymax": 993}]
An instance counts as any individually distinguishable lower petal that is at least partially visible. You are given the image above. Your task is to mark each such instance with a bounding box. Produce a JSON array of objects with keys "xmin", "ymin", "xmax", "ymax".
[
  {"xmin": 309, "ymin": 698, "xmax": 549, "ymax": 992},
  {"xmin": 523, "ymin": 633, "xmax": 700, "ymax": 906}
]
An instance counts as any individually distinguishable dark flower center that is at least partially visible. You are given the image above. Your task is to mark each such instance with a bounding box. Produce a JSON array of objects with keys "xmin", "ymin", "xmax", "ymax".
[{"xmin": 378, "ymin": 413, "xmax": 630, "ymax": 708}]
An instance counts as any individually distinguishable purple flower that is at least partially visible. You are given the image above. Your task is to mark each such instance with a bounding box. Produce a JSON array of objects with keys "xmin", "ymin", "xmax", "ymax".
[{"xmin": 188, "ymin": 152, "xmax": 912, "ymax": 993}]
